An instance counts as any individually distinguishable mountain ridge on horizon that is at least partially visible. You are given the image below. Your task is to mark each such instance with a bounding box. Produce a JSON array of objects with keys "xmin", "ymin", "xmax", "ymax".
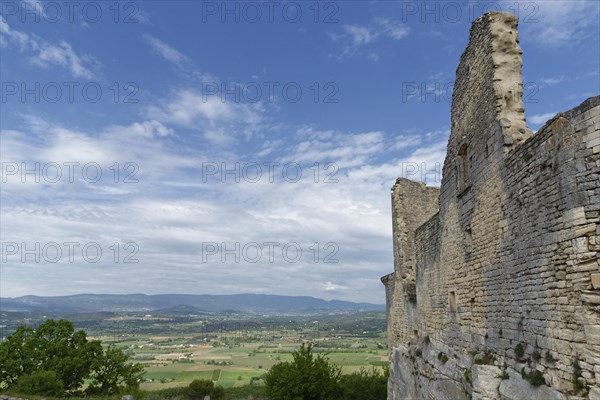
[{"xmin": 0, "ymin": 293, "xmax": 385, "ymax": 314}]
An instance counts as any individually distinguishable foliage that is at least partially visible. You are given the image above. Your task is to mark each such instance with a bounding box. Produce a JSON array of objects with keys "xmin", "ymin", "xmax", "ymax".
[
  {"xmin": 338, "ymin": 367, "xmax": 388, "ymax": 400},
  {"xmin": 264, "ymin": 343, "xmax": 341, "ymax": 400},
  {"xmin": 13, "ymin": 370, "xmax": 64, "ymax": 397},
  {"xmin": 212, "ymin": 385, "xmax": 226, "ymax": 400},
  {"xmin": 185, "ymin": 379, "xmax": 225, "ymax": 400},
  {"xmin": 498, "ymin": 370, "xmax": 509, "ymax": 380},
  {"xmin": 474, "ymin": 349, "xmax": 496, "ymax": 365},
  {"xmin": 514, "ymin": 343, "xmax": 525, "ymax": 360},
  {"xmin": 572, "ymin": 358, "xmax": 587, "ymax": 392},
  {"xmin": 0, "ymin": 319, "xmax": 102, "ymax": 391},
  {"xmin": 544, "ymin": 351, "xmax": 557, "ymax": 363},
  {"xmin": 521, "ymin": 368, "xmax": 545, "ymax": 387},
  {"xmin": 437, "ymin": 352, "xmax": 448, "ymax": 364},
  {"xmin": 0, "ymin": 319, "xmax": 144, "ymax": 396},
  {"xmin": 464, "ymin": 368, "xmax": 472, "ymax": 385},
  {"xmin": 187, "ymin": 379, "xmax": 214, "ymax": 399},
  {"xmin": 87, "ymin": 344, "xmax": 145, "ymax": 395}
]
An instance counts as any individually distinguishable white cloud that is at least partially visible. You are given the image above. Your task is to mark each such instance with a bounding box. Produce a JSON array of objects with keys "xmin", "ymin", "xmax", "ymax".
[
  {"xmin": 31, "ymin": 40, "xmax": 94, "ymax": 79},
  {"xmin": 528, "ymin": 112, "xmax": 556, "ymax": 126},
  {"xmin": 512, "ymin": 0, "xmax": 599, "ymax": 47},
  {"xmin": 1, "ymin": 111, "xmax": 449, "ymax": 302},
  {"xmin": 0, "ymin": 18, "xmax": 96, "ymax": 78},
  {"xmin": 330, "ymin": 17, "xmax": 409, "ymax": 59},
  {"xmin": 323, "ymin": 282, "xmax": 348, "ymax": 292},
  {"xmin": 144, "ymin": 34, "xmax": 189, "ymax": 67}
]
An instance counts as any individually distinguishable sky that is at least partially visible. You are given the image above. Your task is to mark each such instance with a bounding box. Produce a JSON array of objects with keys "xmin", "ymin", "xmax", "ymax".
[{"xmin": 1, "ymin": 0, "xmax": 599, "ymax": 304}]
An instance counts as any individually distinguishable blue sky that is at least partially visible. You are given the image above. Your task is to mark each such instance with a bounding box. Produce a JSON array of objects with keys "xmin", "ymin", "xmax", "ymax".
[{"xmin": 1, "ymin": 0, "xmax": 599, "ymax": 303}]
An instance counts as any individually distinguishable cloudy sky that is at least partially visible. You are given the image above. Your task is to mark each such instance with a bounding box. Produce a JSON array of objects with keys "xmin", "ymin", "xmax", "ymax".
[{"xmin": 1, "ymin": 0, "xmax": 598, "ymax": 303}]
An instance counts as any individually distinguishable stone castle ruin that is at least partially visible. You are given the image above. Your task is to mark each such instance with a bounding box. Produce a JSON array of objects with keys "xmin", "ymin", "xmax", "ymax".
[{"xmin": 381, "ymin": 12, "xmax": 600, "ymax": 400}]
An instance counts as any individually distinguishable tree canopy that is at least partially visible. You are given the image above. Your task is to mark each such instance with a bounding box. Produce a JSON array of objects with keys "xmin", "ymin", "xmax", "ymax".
[
  {"xmin": 264, "ymin": 342, "xmax": 388, "ymax": 400},
  {"xmin": 0, "ymin": 319, "xmax": 143, "ymax": 396}
]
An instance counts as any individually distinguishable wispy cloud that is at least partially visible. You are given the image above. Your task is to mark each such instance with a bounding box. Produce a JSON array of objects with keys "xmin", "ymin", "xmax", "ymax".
[
  {"xmin": 528, "ymin": 112, "xmax": 556, "ymax": 127},
  {"xmin": 144, "ymin": 34, "xmax": 189, "ymax": 68},
  {"xmin": 513, "ymin": 0, "xmax": 599, "ymax": 47},
  {"xmin": 0, "ymin": 18, "xmax": 96, "ymax": 78},
  {"xmin": 330, "ymin": 17, "xmax": 409, "ymax": 60}
]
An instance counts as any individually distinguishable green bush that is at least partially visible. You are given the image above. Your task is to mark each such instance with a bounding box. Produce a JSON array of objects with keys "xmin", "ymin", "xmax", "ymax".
[
  {"xmin": 264, "ymin": 343, "xmax": 341, "ymax": 400},
  {"xmin": 572, "ymin": 359, "xmax": 587, "ymax": 392},
  {"xmin": 187, "ymin": 379, "xmax": 214, "ymax": 399},
  {"xmin": 339, "ymin": 367, "xmax": 388, "ymax": 400},
  {"xmin": 212, "ymin": 385, "xmax": 226, "ymax": 400},
  {"xmin": 514, "ymin": 343, "xmax": 525, "ymax": 360},
  {"xmin": 437, "ymin": 352, "xmax": 449, "ymax": 364},
  {"xmin": 521, "ymin": 368, "xmax": 545, "ymax": 387},
  {"xmin": 464, "ymin": 369, "xmax": 472, "ymax": 385},
  {"xmin": 14, "ymin": 370, "xmax": 64, "ymax": 397},
  {"xmin": 0, "ymin": 319, "xmax": 143, "ymax": 396}
]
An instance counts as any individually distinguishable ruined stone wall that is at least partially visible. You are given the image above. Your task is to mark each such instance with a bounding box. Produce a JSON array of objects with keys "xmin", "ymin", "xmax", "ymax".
[
  {"xmin": 383, "ymin": 179, "xmax": 439, "ymax": 353},
  {"xmin": 383, "ymin": 11, "xmax": 600, "ymax": 400}
]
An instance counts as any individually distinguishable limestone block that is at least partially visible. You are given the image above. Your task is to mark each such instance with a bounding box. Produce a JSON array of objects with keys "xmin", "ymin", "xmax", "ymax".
[
  {"xmin": 499, "ymin": 369, "xmax": 566, "ymax": 400},
  {"xmin": 590, "ymin": 386, "xmax": 600, "ymax": 400},
  {"xmin": 584, "ymin": 325, "xmax": 600, "ymax": 345},
  {"xmin": 472, "ymin": 364, "xmax": 502, "ymax": 399},
  {"xmin": 592, "ymin": 273, "xmax": 600, "ymax": 290}
]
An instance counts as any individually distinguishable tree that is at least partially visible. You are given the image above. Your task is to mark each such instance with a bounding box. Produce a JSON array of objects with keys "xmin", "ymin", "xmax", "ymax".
[
  {"xmin": 264, "ymin": 343, "xmax": 341, "ymax": 400},
  {"xmin": 0, "ymin": 319, "xmax": 102, "ymax": 391},
  {"xmin": 339, "ymin": 367, "xmax": 388, "ymax": 400},
  {"xmin": 187, "ymin": 379, "xmax": 214, "ymax": 399},
  {"xmin": 0, "ymin": 319, "xmax": 144, "ymax": 396},
  {"xmin": 212, "ymin": 385, "xmax": 226, "ymax": 400},
  {"xmin": 87, "ymin": 344, "xmax": 145, "ymax": 395},
  {"xmin": 13, "ymin": 370, "xmax": 64, "ymax": 397}
]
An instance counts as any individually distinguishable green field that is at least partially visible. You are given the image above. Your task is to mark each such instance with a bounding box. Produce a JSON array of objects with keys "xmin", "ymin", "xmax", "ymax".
[{"xmin": 3, "ymin": 310, "xmax": 388, "ymax": 391}]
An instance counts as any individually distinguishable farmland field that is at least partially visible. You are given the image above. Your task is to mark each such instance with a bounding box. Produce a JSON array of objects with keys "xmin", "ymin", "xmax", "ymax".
[{"xmin": 3, "ymin": 310, "xmax": 388, "ymax": 390}]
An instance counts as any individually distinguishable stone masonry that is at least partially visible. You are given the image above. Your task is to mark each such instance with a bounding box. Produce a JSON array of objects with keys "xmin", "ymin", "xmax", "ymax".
[{"xmin": 382, "ymin": 12, "xmax": 600, "ymax": 400}]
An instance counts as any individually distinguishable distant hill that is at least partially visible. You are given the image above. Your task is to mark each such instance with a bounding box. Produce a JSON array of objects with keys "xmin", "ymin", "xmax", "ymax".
[{"xmin": 0, "ymin": 293, "xmax": 384, "ymax": 314}]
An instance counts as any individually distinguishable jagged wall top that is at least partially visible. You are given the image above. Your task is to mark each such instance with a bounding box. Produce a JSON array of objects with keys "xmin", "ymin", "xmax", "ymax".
[{"xmin": 443, "ymin": 12, "xmax": 533, "ymax": 197}]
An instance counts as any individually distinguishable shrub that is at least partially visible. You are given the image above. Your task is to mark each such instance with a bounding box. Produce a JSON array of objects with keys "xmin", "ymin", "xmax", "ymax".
[
  {"xmin": 464, "ymin": 369, "xmax": 472, "ymax": 385},
  {"xmin": 264, "ymin": 343, "xmax": 341, "ymax": 400},
  {"xmin": 437, "ymin": 352, "xmax": 449, "ymax": 364},
  {"xmin": 514, "ymin": 343, "xmax": 525, "ymax": 359},
  {"xmin": 339, "ymin": 367, "xmax": 388, "ymax": 400},
  {"xmin": 544, "ymin": 351, "xmax": 557, "ymax": 363},
  {"xmin": 14, "ymin": 370, "xmax": 64, "ymax": 397},
  {"xmin": 521, "ymin": 368, "xmax": 545, "ymax": 387},
  {"xmin": 187, "ymin": 379, "xmax": 214, "ymax": 399},
  {"xmin": 572, "ymin": 359, "xmax": 587, "ymax": 392},
  {"xmin": 474, "ymin": 349, "xmax": 496, "ymax": 365},
  {"xmin": 531, "ymin": 350, "xmax": 541, "ymax": 362},
  {"xmin": 498, "ymin": 370, "xmax": 509, "ymax": 380}
]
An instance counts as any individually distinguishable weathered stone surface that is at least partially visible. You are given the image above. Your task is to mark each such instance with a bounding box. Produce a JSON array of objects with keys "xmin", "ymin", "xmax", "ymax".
[
  {"xmin": 382, "ymin": 11, "xmax": 600, "ymax": 400},
  {"xmin": 499, "ymin": 370, "xmax": 566, "ymax": 400},
  {"xmin": 473, "ymin": 365, "xmax": 502, "ymax": 399}
]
